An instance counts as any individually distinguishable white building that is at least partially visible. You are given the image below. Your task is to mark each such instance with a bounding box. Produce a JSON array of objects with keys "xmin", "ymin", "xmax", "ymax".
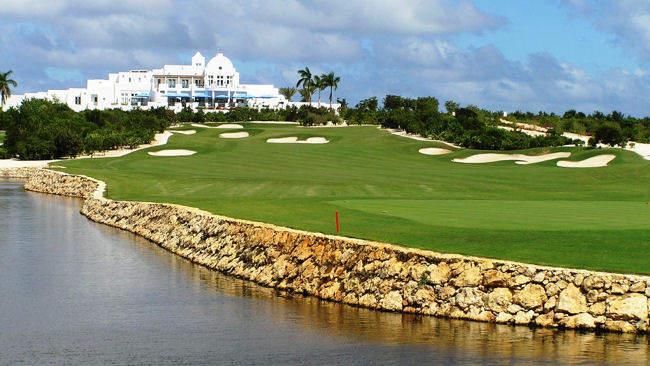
[{"xmin": 5, "ymin": 52, "xmax": 289, "ymax": 113}]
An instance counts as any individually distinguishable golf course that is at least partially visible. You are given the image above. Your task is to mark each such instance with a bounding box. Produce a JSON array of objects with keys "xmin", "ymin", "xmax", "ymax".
[{"xmin": 53, "ymin": 123, "xmax": 650, "ymax": 274}]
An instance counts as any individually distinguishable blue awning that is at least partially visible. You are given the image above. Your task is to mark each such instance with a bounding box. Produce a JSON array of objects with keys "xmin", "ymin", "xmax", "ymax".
[
  {"xmin": 214, "ymin": 95, "xmax": 229, "ymax": 99},
  {"xmin": 163, "ymin": 94, "xmax": 190, "ymax": 98},
  {"xmin": 234, "ymin": 95, "xmax": 253, "ymax": 99},
  {"xmin": 135, "ymin": 93, "xmax": 149, "ymax": 98},
  {"xmin": 192, "ymin": 94, "xmax": 210, "ymax": 98},
  {"xmin": 259, "ymin": 95, "xmax": 277, "ymax": 98}
]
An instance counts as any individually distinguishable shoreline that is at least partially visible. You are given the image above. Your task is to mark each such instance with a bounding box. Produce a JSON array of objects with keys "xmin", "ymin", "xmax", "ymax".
[{"xmin": 2, "ymin": 167, "xmax": 649, "ymax": 334}]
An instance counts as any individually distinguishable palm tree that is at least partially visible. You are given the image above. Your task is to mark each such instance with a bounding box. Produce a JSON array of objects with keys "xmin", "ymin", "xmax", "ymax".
[
  {"xmin": 298, "ymin": 84, "xmax": 315, "ymax": 102},
  {"xmin": 322, "ymin": 72, "xmax": 341, "ymax": 111},
  {"xmin": 279, "ymin": 87, "xmax": 297, "ymax": 102},
  {"xmin": 0, "ymin": 70, "xmax": 18, "ymax": 108},
  {"xmin": 296, "ymin": 67, "xmax": 313, "ymax": 104},
  {"xmin": 314, "ymin": 74, "xmax": 326, "ymax": 108}
]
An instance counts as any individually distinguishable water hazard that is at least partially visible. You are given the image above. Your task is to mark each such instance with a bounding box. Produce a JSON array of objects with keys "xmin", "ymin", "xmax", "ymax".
[{"xmin": 0, "ymin": 181, "xmax": 647, "ymax": 365}]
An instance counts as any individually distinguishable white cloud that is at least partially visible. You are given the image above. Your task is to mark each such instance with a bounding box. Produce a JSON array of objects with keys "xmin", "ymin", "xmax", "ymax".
[{"xmin": 4, "ymin": 0, "xmax": 650, "ymax": 115}]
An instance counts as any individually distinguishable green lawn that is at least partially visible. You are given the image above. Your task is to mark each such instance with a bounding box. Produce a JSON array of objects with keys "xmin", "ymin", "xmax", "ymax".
[
  {"xmin": 0, "ymin": 131, "xmax": 5, "ymax": 144},
  {"xmin": 54, "ymin": 124, "xmax": 650, "ymax": 274}
]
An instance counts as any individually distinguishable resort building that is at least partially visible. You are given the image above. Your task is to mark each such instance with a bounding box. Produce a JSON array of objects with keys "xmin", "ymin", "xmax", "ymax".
[{"xmin": 5, "ymin": 52, "xmax": 288, "ymax": 112}]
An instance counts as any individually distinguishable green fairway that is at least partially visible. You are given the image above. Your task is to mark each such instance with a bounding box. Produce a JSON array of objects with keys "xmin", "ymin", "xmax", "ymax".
[{"xmin": 54, "ymin": 124, "xmax": 650, "ymax": 274}]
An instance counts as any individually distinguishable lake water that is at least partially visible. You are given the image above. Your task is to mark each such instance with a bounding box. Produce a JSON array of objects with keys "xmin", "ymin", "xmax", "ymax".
[{"xmin": 0, "ymin": 181, "xmax": 648, "ymax": 365}]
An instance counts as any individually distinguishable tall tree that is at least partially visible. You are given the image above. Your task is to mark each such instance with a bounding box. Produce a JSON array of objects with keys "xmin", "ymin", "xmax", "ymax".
[
  {"xmin": 314, "ymin": 74, "xmax": 325, "ymax": 108},
  {"xmin": 322, "ymin": 72, "xmax": 340, "ymax": 111},
  {"xmin": 444, "ymin": 100, "xmax": 459, "ymax": 115},
  {"xmin": 279, "ymin": 87, "xmax": 297, "ymax": 102},
  {"xmin": 0, "ymin": 70, "xmax": 18, "ymax": 108},
  {"xmin": 296, "ymin": 67, "xmax": 313, "ymax": 104},
  {"xmin": 298, "ymin": 85, "xmax": 315, "ymax": 102}
]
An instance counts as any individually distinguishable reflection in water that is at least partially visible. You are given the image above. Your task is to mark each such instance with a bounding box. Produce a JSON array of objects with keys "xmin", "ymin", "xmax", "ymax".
[{"xmin": 0, "ymin": 181, "xmax": 648, "ymax": 365}]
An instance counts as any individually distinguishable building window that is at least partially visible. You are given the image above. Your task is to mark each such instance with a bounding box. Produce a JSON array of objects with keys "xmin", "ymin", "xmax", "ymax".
[
  {"xmin": 182, "ymin": 79, "xmax": 189, "ymax": 88},
  {"xmin": 208, "ymin": 76, "xmax": 214, "ymax": 86},
  {"xmin": 195, "ymin": 79, "xmax": 204, "ymax": 87},
  {"xmin": 168, "ymin": 79, "xmax": 176, "ymax": 88},
  {"xmin": 157, "ymin": 79, "xmax": 163, "ymax": 85},
  {"xmin": 92, "ymin": 95, "xmax": 98, "ymax": 105},
  {"xmin": 74, "ymin": 96, "xmax": 81, "ymax": 105}
]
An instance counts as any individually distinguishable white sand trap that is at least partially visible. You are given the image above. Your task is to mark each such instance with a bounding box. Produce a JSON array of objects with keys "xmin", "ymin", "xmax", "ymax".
[
  {"xmin": 557, "ymin": 154, "xmax": 615, "ymax": 168},
  {"xmin": 219, "ymin": 132, "xmax": 249, "ymax": 139},
  {"xmin": 148, "ymin": 149, "xmax": 196, "ymax": 157},
  {"xmin": 383, "ymin": 128, "xmax": 461, "ymax": 149},
  {"xmin": 216, "ymin": 123, "xmax": 243, "ymax": 129},
  {"xmin": 497, "ymin": 125, "xmax": 547, "ymax": 137},
  {"xmin": 453, "ymin": 152, "xmax": 570, "ymax": 164},
  {"xmin": 266, "ymin": 136, "xmax": 329, "ymax": 144},
  {"xmin": 191, "ymin": 123, "xmax": 211, "ymax": 128},
  {"xmin": 171, "ymin": 130, "xmax": 197, "ymax": 135},
  {"xmin": 419, "ymin": 147, "xmax": 452, "ymax": 155}
]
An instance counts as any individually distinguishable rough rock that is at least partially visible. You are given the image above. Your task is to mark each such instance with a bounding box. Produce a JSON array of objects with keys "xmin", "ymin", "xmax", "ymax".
[
  {"xmin": 380, "ymin": 291, "xmax": 404, "ymax": 311},
  {"xmin": 556, "ymin": 284, "xmax": 587, "ymax": 314},
  {"xmin": 483, "ymin": 269, "xmax": 510, "ymax": 287},
  {"xmin": 606, "ymin": 294, "xmax": 648, "ymax": 321},
  {"xmin": 535, "ymin": 312, "xmax": 555, "ymax": 327},
  {"xmin": 513, "ymin": 310, "xmax": 535, "ymax": 325},
  {"xmin": 451, "ymin": 266, "xmax": 482, "ymax": 287},
  {"xmin": 560, "ymin": 313, "xmax": 595, "ymax": 329},
  {"xmin": 455, "ymin": 288, "xmax": 485, "ymax": 309},
  {"xmin": 487, "ymin": 288, "xmax": 512, "ymax": 313},
  {"xmin": 495, "ymin": 312, "xmax": 513, "ymax": 324},
  {"xmin": 513, "ymin": 284, "xmax": 547, "ymax": 309}
]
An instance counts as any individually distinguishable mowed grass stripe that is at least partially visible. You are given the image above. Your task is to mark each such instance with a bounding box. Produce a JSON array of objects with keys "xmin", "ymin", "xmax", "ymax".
[
  {"xmin": 330, "ymin": 199, "xmax": 649, "ymax": 231},
  {"xmin": 55, "ymin": 125, "xmax": 650, "ymax": 274}
]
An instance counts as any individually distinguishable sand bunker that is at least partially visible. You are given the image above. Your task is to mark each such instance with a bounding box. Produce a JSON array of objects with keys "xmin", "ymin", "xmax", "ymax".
[
  {"xmin": 419, "ymin": 147, "xmax": 452, "ymax": 155},
  {"xmin": 216, "ymin": 124, "xmax": 243, "ymax": 129},
  {"xmin": 170, "ymin": 130, "xmax": 197, "ymax": 135},
  {"xmin": 219, "ymin": 132, "xmax": 249, "ymax": 139},
  {"xmin": 453, "ymin": 152, "xmax": 570, "ymax": 164},
  {"xmin": 383, "ymin": 128, "xmax": 461, "ymax": 149},
  {"xmin": 148, "ymin": 149, "xmax": 196, "ymax": 157},
  {"xmin": 266, "ymin": 136, "xmax": 329, "ymax": 144},
  {"xmin": 557, "ymin": 154, "xmax": 615, "ymax": 168}
]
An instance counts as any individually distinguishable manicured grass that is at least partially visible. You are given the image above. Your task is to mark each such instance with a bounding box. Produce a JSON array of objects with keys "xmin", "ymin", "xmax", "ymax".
[{"xmin": 54, "ymin": 124, "xmax": 650, "ymax": 274}]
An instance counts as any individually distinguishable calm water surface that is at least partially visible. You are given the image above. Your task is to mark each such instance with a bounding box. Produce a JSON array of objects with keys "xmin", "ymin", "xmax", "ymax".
[{"xmin": 0, "ymin": 181, "xmax": 648, "ymax": 365}]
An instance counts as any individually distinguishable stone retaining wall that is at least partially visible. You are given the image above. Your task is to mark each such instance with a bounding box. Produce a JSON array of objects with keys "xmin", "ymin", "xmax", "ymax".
[
  {"xmin": 0, "ymin": 167, "xmax": 40, "ymax": 179},
  {"xmin": 14, "ymin": 168, "xmax": 650, "ymax": 333}
]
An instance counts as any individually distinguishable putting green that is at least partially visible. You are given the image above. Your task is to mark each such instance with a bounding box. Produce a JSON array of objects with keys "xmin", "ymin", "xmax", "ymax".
[{"xmin": 54, "ymin": 124, "xmax": 650, "ymax": 274}]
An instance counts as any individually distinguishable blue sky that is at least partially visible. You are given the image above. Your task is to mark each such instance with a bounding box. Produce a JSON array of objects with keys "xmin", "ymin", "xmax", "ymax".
[{"xmin": 2, "ymin": 0, "xmax": 650, "ymax": 116}]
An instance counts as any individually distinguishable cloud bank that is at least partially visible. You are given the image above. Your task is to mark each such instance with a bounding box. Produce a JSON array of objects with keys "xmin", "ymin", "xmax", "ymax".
[{"xmin": 2, "ymin": 0, "xmax": 650, "ymax": 115}]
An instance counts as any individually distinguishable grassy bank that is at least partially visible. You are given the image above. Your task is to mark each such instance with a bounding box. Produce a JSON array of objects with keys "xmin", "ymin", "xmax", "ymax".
[{"xmin": 54, "ymin": 124, "xmax": 650, "ymax": 274}]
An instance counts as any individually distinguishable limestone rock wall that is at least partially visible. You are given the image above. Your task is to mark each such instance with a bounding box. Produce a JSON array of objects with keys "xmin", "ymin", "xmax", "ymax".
[
  {"xmin": 17, "ymin": 169, "xmax": 650, "ymax": 333},
  {"xmin": 0, "ymin": 167, "xmax": 40, "ymax": 179},
  {"xmin": 23, "ymin": 169, "xmax": 99, "ymax": 199}
]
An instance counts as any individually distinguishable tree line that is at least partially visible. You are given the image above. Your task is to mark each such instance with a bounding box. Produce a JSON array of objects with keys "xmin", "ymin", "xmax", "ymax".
[
  {"xmin": 340, "ymin": 95, "xmax": 584, "ymax": 150},
  {"xmin": 507, "ymin": 109, "xmax": 650, "ymax": 146},
  {"xmin": 0, "ymin": 99, "xmax": 342, "ymax": 159},
  {"xmin": 0, "ymin": 99, "xmax": 172, "ymax": 159}
]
